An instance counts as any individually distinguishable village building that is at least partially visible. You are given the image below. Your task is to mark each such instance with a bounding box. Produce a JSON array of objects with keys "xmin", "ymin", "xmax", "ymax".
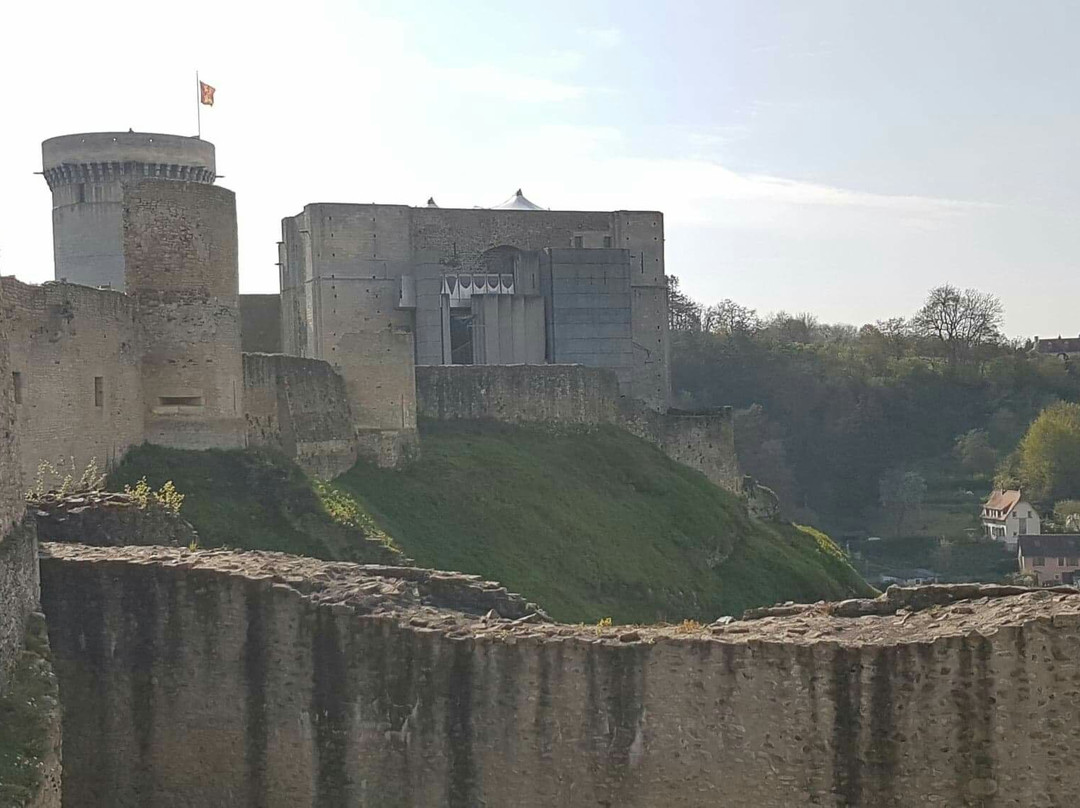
[
  {"xmin": 1017, "ymin": 534, "xmax": 1080, "ymax": 586},
  {"xmin": 981, "ymin": 489, "xmax": 1041, "ymax": 546},
  {"xmin": 1033, "ymin": 335, "xmax": 1080, "ymax": 361}
]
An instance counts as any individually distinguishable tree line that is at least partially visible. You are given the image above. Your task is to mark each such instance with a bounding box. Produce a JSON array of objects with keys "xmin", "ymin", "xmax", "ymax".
[{"xmin": 668, "ymin": 279, "xmax": 1080, "ymax": 536}]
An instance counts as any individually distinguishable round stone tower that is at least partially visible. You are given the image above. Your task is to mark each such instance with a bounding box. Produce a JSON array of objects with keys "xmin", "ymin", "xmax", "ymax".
[
  {"xmin": 41, "ymin": 132, "xmax": 216, "ymax": 290},
  {"xmin": 123, "ymin": 178, "xmax": 245, "ymax": 450}
]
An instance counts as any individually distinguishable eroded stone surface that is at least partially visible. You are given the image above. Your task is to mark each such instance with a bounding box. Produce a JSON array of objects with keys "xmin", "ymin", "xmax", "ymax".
[{"xmin": 38, "ymin": 543, "xmax": 1080, "ymax": 807}]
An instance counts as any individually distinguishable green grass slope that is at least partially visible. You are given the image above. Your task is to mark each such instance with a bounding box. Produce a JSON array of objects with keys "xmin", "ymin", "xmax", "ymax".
[
  {"xmin": 107, "ymin": 445, "xmax": 401, "ymax": 564},
  {"xmin": 334, "ymin": 422, "xmax": 872, "ymax": 623},
  {"xmin": 107, "ymin": 425, "xmax": 871, "ymax": 624}
]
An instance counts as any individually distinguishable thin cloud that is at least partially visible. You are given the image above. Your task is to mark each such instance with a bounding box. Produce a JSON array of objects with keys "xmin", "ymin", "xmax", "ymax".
[
  {"xmin": 434, "ymin": 66, "xmax": 588, "ymax": 103},
  {"xmin": 577, "ymin": 26, "xmax": 623, "ymax": 49}
]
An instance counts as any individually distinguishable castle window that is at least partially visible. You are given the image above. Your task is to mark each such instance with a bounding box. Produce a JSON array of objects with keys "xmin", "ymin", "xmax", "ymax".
[
  {"xmin": 573, "ymin": 236, "xmax": 583, "ymax": 249},
  {"xmin": 603, "ymin": 236, "xmax": 613, "ymax": 248},
  {"xmin": 12, "ymin": 372, "xmax": 22, "ymax": 404},
  {"xmin": 94, "ymin": 377, "xmax": 104, "ymax": 407},
  {"xmin": 159, "ymin": 396, "xmax": 204, "ymax": 408}
]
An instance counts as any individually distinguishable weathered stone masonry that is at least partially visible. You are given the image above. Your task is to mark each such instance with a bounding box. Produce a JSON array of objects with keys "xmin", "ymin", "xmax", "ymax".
[
  {"xmin": 417, "ymin": 364, "xmax": 740, "ymax": 491},
  {"xmin": 243, "ymin": 353, "xmax": 356, "ymax": 479},
  {"xmin": 0, "ymin": 258, "xmax": 62, "ymax": 808},
  {"xmin": 1, "ymin": 277, "xmax": 143, "ymax": 487},
  {"xmin": 0, "ymin": 277, "xmax": 39, "ymax": 693},
  {"xmin": 40, "ymin": 543, "xmax": 1080, "ymax": 808}
]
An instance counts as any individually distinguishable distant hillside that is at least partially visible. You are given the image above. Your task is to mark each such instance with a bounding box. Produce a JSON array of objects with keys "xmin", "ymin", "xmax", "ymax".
[{"xmin": 109, "ymin": 424, "xmax": 871, "ymax": 624}]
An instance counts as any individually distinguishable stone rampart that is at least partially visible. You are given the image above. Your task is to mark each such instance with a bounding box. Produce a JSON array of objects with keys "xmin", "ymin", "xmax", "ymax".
[
  {"xmin": 416, "ymin": 364, "xmax": 740, "ymax": 491},
  {"xmin": 40, "ymin": 543, "xmax": 1080, "ymax": 807},
  {"xmin": 625, "ymin": 405, "xmax": 740, "ymax": 492},
  {"xmin": 1, "ymin": 277, "xmax": 143, "ymax": 487},
  {"xmin": 417, "ymin": 364, "xmax": 622, "ymax": 424},
  {"xmin": 243, "ymin": 353, "xmax": 357, "ymax": 479}
]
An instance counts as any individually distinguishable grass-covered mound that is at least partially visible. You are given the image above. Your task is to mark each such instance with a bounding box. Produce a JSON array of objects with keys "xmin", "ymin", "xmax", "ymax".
[
  {"xmin": 334, "ymin": 422, "xmax": 872, "ymax": 623},
  {"xmin": 107, "ymin": 445, "xmax": 401, "ymax": 564},
  {"xmin": 108, "ymin": 426, "xmax": 871, "ymax": 624}
]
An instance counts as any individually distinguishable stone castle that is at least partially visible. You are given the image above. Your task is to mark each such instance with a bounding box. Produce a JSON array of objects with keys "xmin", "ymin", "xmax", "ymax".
[
  {"xmin": 6, "ymin": 131, "xmax": 727, "ymax": 483},
  {"xmin": 6, "ymin": 131, "xmax": 1080, "ymax": 806}
]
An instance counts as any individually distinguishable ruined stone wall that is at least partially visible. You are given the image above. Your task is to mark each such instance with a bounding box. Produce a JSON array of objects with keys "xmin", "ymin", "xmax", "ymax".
[
  {"xmin": 0, "ymin": 278, "xmax": 57, "ymax": 808},
  {"xmin": 416, "ymin": 364, "xmax": 622, "ymax": 425},
  {"xmin": 124, "ymin": 180, "xmax": 244, "ymax": 451},
  {"xmin": 239, "ymin": 294, "xmax": 283, "ymax": 354},
  {"xmin": 0, "ymin": 275, "xmax": 23, "ymax": 539},
  {"xmin": 623, "ymin": 406, "xmax": 740, "ymax": 492},
  {"xmin": 243, "ymin": 353, "xmax": 356, "ymax": 479},
  {"xmin": 415, "ymin": 365, "xmax": 740, "ymax": 491},
  {"xmin": 39, "ymin": 544, "xmax": 1080, "ymax": 808},
  {"xmin": 0, "ymin": 521, "xmax": 40, "ymax": 695},
  {"xmin": 1, "ymin": 277, "xmax": 143, "ymax": 487}
]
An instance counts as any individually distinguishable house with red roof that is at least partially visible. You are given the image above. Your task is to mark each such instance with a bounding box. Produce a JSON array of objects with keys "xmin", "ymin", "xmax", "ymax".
[{"xmin": 982, "ymin": 489, "xmax": 1041, "ymax": 547}]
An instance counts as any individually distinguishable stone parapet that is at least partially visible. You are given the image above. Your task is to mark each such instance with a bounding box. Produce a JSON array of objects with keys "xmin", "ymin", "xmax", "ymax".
[{"xmin": 38, "ymin": 544, "xmax": 1080, "ymax": 807}]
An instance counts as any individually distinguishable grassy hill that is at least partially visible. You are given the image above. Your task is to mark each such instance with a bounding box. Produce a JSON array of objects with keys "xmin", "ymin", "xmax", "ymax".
[
  {"xmin": 107, "ymin": 445, "xmax": 403, "ymax": 564},
  {"xmin": 109, "ymin": 423, "xmax": 871, "ymax": 624}
]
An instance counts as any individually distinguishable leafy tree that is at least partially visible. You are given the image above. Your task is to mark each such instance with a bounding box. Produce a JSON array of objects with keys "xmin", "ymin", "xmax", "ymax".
[
  {"xmin": 1053, "ymin": 500, "xmax": 1080, "ymax": 532},
  {"xmin": 953, "ymin": 429, "xmax": 996, "ymax": 477},
  {"xmin": 1017, "ymin": 402, "xmax": 1080, "ymax": 502},
  {"xmin": 764, "ymin": 312, "xmax": 819, "ymax": 345},
  {"xmin": 910, "ymin": 284, "xmax": 1004, "ymax": 366},
  {"xmin": 667, "ymin": 276, "xmax": 701, "ymax": 333},
  {"xmin": 879, "ymin": 469, "xmax": 927, "ymax": 537}
]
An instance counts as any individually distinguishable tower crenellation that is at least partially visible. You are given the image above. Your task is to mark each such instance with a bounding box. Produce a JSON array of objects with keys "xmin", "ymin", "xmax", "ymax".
[{"xmin": 41, "ymin": 132, "xmax": 216, "ymax": 291}]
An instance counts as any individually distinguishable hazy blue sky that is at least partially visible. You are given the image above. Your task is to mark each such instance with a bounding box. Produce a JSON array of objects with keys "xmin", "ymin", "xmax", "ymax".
[{"xmin": 2, "ymin": 0, "xmax": 1078, "ymax": 337}]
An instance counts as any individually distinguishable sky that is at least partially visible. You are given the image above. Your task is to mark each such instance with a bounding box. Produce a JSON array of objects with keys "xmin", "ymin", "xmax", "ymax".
[{"xmin": 2, "ymin": 0, "xmax": 1079, "ymax": 338}]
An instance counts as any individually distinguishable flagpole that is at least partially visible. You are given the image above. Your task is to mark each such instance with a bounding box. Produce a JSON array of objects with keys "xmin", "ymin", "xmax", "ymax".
[{"xmin": 196, "ymin": 70, "xmax": 201, "ymax": 139}]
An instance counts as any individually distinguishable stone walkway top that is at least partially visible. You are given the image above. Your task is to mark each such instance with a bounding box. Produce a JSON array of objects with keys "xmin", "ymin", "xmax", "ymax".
[{"xmin": 40, "ymin": 543, "xmax": 1080, "ymax": 648}]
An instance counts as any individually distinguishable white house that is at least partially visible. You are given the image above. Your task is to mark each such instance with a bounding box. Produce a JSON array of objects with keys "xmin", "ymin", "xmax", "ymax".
[{"xmin": 982, "ymin": 489, "xmax": 1041, "ymax": 547}]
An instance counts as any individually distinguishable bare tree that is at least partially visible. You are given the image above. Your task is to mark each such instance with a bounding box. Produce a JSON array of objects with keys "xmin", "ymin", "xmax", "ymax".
[
  {"xmin": 910, "ymin": 285, "xmax": 1003, "ymax": 365},
  {"xmin": 701, "ymin": 299, "xmax": 761, "ymax": 335}
]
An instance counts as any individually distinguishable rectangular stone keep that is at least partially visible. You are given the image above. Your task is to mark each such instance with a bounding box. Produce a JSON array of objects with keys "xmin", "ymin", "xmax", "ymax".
[{"xmin": 280, "ymin": 203, "xmax": 671, "ymax": 412}]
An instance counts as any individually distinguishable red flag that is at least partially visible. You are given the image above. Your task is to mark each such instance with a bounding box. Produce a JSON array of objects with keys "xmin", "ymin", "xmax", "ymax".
[{"xmin": 199, "ymin": 81, "xmax": 216, "ymax": 106}]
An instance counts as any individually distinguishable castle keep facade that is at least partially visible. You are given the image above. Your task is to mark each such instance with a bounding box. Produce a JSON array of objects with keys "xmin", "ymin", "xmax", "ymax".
[{"xmin": 277, "ymin": 197, "xmax": 670, "ymax": 460}]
